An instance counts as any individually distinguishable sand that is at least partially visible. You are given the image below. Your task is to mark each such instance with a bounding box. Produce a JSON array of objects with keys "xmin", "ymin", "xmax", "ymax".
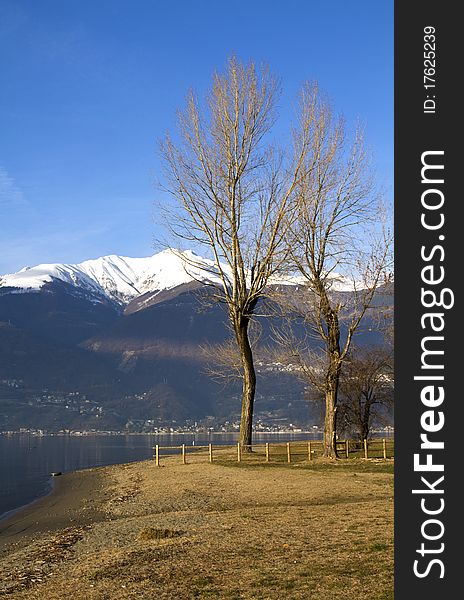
[{"xmin": 0, "ymin": 469, "xmax": 106, "ymax": 554}]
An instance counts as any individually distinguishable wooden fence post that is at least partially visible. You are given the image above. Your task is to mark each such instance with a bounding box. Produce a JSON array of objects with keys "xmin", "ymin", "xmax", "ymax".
[
  {"xmin": 265, "ymin": 442, "xmax": 270, "ymax": 463},
  {"xmin": 364, "ymin": 438, "xmax": 368, "ymax": 459},
  {"xmin": 181, "ymin": 444, "xmax": 186, "ymax": 464},
  {"xmin": 237, "ymin": 442, "xmax": 241, "ymax": 463},
  {"xmin": 155, "ymin": 444, "xmax": 160, "ymax": 467},
  {"xmin": 383, "ymin": 438, "xmax": 387, "ymax": 460},
  {"xmin": 287, "ymin": 442, "xmax": 291, "ymax": 464},
  {"xmin": 209, "ymin": 443, "xmax": 213, "ymax": 463},
  {"xmin": 307, "ymin": 441, "xmax": 312, "ymax": 461},
  {"xmin": 345, "ymin": 439, "xmax": 349, "ymax": 459}
]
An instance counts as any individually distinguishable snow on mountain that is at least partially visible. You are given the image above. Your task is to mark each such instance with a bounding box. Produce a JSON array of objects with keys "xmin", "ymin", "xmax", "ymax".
[
  {"xmin": 269, "ymin": 272, "xmax": 360, "ymax": 293},
  {"xmin": 0, "ymin": 250, "xmax": 225, "ymax": 304},
  {"xmin": 0, "ymin": 248, "xmax": 357, "ymax": 305},
  {"xmin": 0, "ymin": 263, "xmax": 104, "ymax": 296}
]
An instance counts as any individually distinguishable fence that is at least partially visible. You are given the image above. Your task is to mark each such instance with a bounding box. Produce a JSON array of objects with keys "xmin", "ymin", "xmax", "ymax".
[{"xmin": 152, "ymin": 438, "xmax": 394, "ymax": 466}]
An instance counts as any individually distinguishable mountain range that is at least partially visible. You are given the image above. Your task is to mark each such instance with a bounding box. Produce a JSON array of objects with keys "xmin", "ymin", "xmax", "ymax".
[
  {"xmin": 0, "ymin": 250, "xmax": 390, "ymax": 432},
  {"xmin": 0, "ymin": 250, "xmax": 224, "ymax": 306}
]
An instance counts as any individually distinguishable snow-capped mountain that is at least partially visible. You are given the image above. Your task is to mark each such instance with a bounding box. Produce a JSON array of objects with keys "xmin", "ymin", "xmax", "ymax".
[
  {"xmin": 0, "ymin": 248, "xmax": 359, "ymax": 308},
  {"xmin": 0, "ymin": 249, "xmax": 224, "ymax": 305}
]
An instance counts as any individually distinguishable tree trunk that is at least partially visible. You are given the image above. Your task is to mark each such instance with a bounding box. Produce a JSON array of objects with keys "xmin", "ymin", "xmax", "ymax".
[
  {"xmin": 236, "ymin": 317, "xmax": 256, "ymax": 451},
  {"xmin": 360, "ymin": 397, "xmax": 372, "ymax": 442},
  {"xmin": 322, "ymin": 301, "xmax": 341, "ymax": 458},
  {"xmin": 360, "ymin": 423, "xmax": 369, "ymax": 444},
  {"xmin": 323, "ymin": 369, "xmax": 339, "ymax": 458}
]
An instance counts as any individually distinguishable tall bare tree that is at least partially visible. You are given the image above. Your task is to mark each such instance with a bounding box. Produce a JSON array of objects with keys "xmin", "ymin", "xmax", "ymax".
[
  {"xmin": 279, "ymin": 83, "xmax": 392, "ymax": 458},
  {"xmin": 159, "ymin": 57, "xmax": 311, "ymax": 448}
]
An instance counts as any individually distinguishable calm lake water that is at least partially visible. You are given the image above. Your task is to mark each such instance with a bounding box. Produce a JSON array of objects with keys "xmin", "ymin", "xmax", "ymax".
[{"xmin": 0, "ymin": 432, "xmax": 318, "ymax": 519}]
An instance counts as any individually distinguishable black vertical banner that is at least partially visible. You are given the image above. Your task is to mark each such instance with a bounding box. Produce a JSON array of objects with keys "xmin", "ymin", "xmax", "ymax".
[{"xmin": 395, "ymin": 2, "xmax": 459, "ymax": 597}]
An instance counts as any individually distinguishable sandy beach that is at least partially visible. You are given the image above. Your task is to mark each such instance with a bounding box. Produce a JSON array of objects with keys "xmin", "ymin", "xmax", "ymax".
[
  {"xmin": 0, "ymin": 469, "xmax": 107, "ymax": 553},
  {"xmin": 0, "ymin": 453, "xmax": 393, "ymax": 599}
]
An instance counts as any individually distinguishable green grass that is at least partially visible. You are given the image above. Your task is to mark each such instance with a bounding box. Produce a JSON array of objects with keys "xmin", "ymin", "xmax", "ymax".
[{"xmin": 370, "ymin": 543, "xmax": 389, "ymax": 552}]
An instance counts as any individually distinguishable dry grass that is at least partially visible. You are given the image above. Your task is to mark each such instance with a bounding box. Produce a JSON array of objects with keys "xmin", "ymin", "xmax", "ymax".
[
  {"xmin": 138, "ymin": 528, "xmax": 183, "ymax": 541},
  {"xmin": 0, "ymin": 454, "xmax": 393, "ymax": 599}
]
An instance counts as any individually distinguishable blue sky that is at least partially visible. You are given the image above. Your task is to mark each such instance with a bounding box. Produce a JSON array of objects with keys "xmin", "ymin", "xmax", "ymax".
[{"xmin": 0, "ymin": 0, "xmax": 393, "ymax": 274}]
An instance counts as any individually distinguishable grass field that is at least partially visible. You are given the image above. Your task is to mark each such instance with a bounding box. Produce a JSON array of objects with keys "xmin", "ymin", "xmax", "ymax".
[{"xmin": 0, "ymin": 451, "xmax": 394, "ymax": 600}]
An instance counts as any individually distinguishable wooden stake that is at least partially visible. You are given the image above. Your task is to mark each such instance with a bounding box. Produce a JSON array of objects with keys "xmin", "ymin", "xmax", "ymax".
[
  {"xmin": 237, "ymin": 442, "xmax": 241, "ymax": 463},
  {"xmin": 287, "ymin": 442, "xmax": 291, "ymax": 463},
  {"xmin": 307, "ymin": 441, "xmax": 312, "ymax": 461},
  {"xmin": 209, "ymin": 443, "xmax": 213, "ymax": 463},
  {"xmin": 364, "ymin": 438, "xmax": 368, "ymax": 459},
  {"xmin": 345, "ymin": 439, "xmax": 349, "ymax": 459},
  {"xmin": 181, "ymin": 444, "xmax": 186, "ymax": 464},
  {"xmin": 383, "ymin": 438, "xmax": 387, "ymax": 460},
  {"xmin": 155, "ymin": 444, "xmax": 160, "ymax": 467},
  {"xmin": 265, "ymin": 442, "xmax": 270, "ymax": 463}
]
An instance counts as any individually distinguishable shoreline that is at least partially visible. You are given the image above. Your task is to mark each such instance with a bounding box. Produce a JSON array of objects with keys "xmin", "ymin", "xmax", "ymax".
[
  {"xmin": 0, "ymin": 429, "xmax": 395, "ymax": 438},
  {"xmin": 0, "ymin": 432, "xmax": 395, "ymax": 527},
  {"xmin": 0, "ymin": 479, "xmax": 55, "ymax": 524},
  {"xmin": 0, "ymin": 465, "xmax": 108, "ymax": 556},
  {"xmin": 0, "ymin": 429, "xmax": 330, "ymax": 437}
]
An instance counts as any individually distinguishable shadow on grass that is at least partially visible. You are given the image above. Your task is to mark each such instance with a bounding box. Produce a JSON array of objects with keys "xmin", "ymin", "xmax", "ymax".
[{"xmin": 214, "ymin": 459, "xmax": 394, "ymax": 475}]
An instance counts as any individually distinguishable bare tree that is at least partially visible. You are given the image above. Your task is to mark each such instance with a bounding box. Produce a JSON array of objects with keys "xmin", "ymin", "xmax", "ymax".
[
  {"xmin": 278, "ymin": 83, "xmax": 393, "ymax": 458},
  {"xmin": 158, "ymin": 57, "xmax": 311, "ymax": 448},
  {"xmin": 337, "ymin": 345, "xmax": 393, "ymax": 442}
]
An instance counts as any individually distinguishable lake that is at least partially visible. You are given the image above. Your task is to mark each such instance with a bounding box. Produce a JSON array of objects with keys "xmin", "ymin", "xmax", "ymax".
[{"xmin": 0, "ymin": 432, "xmax": 318, "ymax": 519}]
